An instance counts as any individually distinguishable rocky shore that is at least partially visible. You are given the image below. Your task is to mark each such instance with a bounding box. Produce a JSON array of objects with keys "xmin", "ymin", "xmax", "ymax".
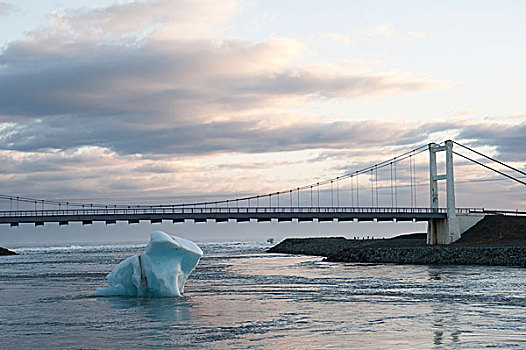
[
  {"xmin": 0, "ymin": 247, "xmax": 17, "ymax": 255},
  {"xmin": 268, "ymin": 215, "xmax": 526, "ymax": 267}
]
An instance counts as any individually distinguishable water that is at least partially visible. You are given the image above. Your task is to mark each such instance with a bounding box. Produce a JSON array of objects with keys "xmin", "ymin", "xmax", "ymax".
[{"xmin": 1, "ymin": 241, "xmax": 525, "ymax": 349}]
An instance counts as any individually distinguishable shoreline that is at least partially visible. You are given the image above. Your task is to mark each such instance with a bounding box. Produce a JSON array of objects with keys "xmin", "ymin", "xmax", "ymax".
[
  {"xmin": 268, "ymin": 236, "xmax": 526, "ymax": 267},
  {"xmin": 268, "ymin": 216, "xmax": 526, "ymax": 267},
  {"xmin": 0, "ymin": 247, "xmax": 17, "ymax": 255}
]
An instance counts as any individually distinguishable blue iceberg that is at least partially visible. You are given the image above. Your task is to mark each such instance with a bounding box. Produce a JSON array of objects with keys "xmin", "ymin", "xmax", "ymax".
[{"xmin": 95, "ymin": 231, "xmax": 203, "ymax": 297}]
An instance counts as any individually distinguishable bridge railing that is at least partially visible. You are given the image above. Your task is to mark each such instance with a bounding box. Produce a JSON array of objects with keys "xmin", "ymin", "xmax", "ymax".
[{"xmin": 0, "ymin": 206, "xmax": 461, "ymax": 217}]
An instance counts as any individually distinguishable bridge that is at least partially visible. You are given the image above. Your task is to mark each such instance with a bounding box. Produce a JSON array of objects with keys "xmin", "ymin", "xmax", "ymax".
[{"xmin": 1, "ymin": 140, "xmax": 525, "ymax": 245}]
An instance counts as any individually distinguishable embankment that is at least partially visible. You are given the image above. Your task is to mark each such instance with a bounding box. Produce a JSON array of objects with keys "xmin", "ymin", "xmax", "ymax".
[{"xmin": 268, "ymin": 216, "xmax": 526, "ymax": 267}]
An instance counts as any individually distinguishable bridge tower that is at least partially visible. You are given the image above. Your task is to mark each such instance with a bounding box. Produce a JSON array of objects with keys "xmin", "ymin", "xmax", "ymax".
[{"xmin": 427, "ymin": 140, "xmax": 461, "ymax": 244}]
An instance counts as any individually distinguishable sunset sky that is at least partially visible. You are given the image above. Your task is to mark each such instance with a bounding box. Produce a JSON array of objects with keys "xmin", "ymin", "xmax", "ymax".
[{"xmin": 0, "ymin": 0, "xmax": 525, "ymax": 243}]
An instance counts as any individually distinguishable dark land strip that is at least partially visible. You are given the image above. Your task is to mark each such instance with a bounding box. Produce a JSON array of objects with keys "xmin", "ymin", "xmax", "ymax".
[
  {"xmin": 268, "ymin": 216, "xmax": 526, "ymax": 267},
  {"xmin": 0, "ymin": 247, "xmax": 17, "ymax": 255}
]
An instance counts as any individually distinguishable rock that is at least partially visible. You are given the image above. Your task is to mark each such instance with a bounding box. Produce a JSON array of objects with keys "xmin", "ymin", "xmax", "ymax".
[
  {"xmin": 267, "ymin": 237, "xmax": 358, "ymax": 257},
  {"xmin": 0, "ymin": 247, "xmax": 17, "ymax": 255},
  {"xmin": 324, "ymin": 246, "xmax": 526, "ymax": 267}
]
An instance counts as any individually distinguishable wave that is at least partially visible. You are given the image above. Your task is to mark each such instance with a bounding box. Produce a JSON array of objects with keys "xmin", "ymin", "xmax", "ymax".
[
  {"xmin": 201, "ymin": 241, "xmax": 273, "ymax": 247},
  {"xmin": 13, "ymin": 243, "xmax": 146, "ymax": 254},
  {"xmin": 10, "ymin": 240, "xmax": 271, "ymax": 254}
]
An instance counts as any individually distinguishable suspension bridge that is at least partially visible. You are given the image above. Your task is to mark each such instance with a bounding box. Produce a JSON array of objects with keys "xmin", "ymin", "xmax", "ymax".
[{"xmin": 1, "ymin": 140, "xmax": 525, "ymax": 245}]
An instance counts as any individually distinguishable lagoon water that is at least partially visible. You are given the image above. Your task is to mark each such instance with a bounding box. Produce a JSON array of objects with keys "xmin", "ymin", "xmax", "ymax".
[{"xmin": 1, "ymin": 241, "xmax": 525, "ymax": 349}]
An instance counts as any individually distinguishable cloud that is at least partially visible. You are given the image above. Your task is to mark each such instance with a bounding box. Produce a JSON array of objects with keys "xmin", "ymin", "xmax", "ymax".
[
  {"xmin": 0, "ymin": 1, "xmax": 12, "ymax": 16},
  {"xmin": 319, "ymin": 24, "xmax": 431, "ymax": 47},
  {"xmin": 0, "ymin": 116, "xmax": 523, "ymax": 209},
  {"xmin": 23, "ymin": 0, "xmax": 238, "ymax": 48},
  {"xmin": 318, "ymin": 33, "xmax": 352, "ymax": 46},
  {"xmin": 0, "ymin": 38, "xmax": 309, "ymax": 120},
  {"xmin": 0, "ymin": 35, "xmax": 444, "ymax": 122},
  {"xmin": 457, "ymin": 122, "xmax": 526, "ymax": 161},
  {"xmin": 0, "ymin": 0, "xmax": 447, "ymax": 159},
  {"xmin": 0, "ymin": 0, "xmax": 469, "ymax": 204},
  {"xmin": 0, "ymin": 117, "xmax": 429, "ymax": 156}
]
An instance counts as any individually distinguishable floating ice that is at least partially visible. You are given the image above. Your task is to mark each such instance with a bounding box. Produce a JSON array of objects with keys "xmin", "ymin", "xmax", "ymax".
[{"xmin": 95, "ymin": 231, "xmax": 203, "ymax": 297}]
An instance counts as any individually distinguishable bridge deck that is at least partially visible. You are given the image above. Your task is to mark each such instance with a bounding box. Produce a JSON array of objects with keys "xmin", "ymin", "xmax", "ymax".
[{"xmin": 0, "ymin": 206, "xmax": 464, "ymax": 226}]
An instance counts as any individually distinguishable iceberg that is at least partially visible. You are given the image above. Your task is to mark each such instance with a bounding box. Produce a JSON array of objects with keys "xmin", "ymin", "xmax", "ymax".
[{"xmin": 95, "ymin": 231, "xmax": 203, "ymax": 297}]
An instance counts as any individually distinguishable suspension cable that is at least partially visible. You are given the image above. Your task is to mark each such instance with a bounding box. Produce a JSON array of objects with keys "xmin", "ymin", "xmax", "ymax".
[
  {"xmin": 375, "ymin": 166, "xmax": 378, "ymax": 207},
  {"xmin": 331, "ymin": 180, "xmax": 334, "ymax": 207},
  {"xmin": 413, "ymin": 155, "xmax": 417, "ymax": 207},
  {"xmin": 317, "ymin": 182, "xmax": 320, "ymax": 207},
  {"xmin": 370, "ymin": 169, "xmax": 374, "ymax": 206},
  {"xmin": 453, "ymin": 141, "xmax": 526, "ymax": 177},
  {"xmin": 1, "ymin": 143, "xmax": 430, "ymax": 210},
  {"xmin": 350, "ymin": 175, "xmax": 354, "ymax": 207},
  {"xmin": 297, "ymin": 187, "xmax": 300, "ymax": 207},
  {"xmin": 356, "ymin": 174, "xmax": 360, "ymax": 206},
  {"xmin": 453, "ymin": 151, "xmax": 526, "ymax": 186},
  {"xmin": 390, "ymin": 162, "xmax": 394, "ymax": 208},
  {"xmin": 336, "ymin": 178, "xmax": 340, "ymax": 207},
  {"xmin": 393, "ymin": 162, "xmax": 398, "ymax": 208}
]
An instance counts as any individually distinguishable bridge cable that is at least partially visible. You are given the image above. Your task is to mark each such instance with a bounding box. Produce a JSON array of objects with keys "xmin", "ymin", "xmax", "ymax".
[
  {"xmin": 0, "ymin": 143, "xmax": 429, "ymax": 210},
  {"xmin": 330, "ymin": 181, "xmax": 333, "ymax": 207},
  {"xmin": 337, "ymin": 178, "xmax": 340, "ymax": 207},
  {"xmin": 390, "ymin": 162, "xmax": 394, "ymax": 208},
  {"xmin": 414, "ymin": 156, "xmax": 417, "ymax": 206},
  {"xmin": 452, "ymin": 151, "xmax": 526, "ymax": 186},
  {"xmin": 375, "ymin": 166, "xmax": 379, "ymax": 207},
  {"xmin": 317, "ymin": 183, "xmax": 320, "ymax": 207},
  {"xmin": 411, "ymin": 155, "xmax": 416, "ymax": 208},
  {"xmin": 297, "ymin": 187, "xmax": 300, "ymax": 207},
  {"xmin": 413, "ymin": 156, "xmax": 416, "ymax": 207},
  {"xmin": 394, "ymin": 162, "xmax": 398, "ymax": 208},
  {"xmin": 350, "ymin": 176, "xmax": 354, "ymax": 207},
  {"xmin": 410, "ymin": 156, "xmax": 413, "ymax": 207},
  {"xmin": 356, "ymin": 174, "xmax": 360, "ymax": 207},
  {"xmin": 409, "ymin": 157, "xmax": 413, "ymax": 208},
  {"xmin": 453, "ymin": 141, "xmax": 526, "ymax": 177},
  {"xmin": 370, "ymin": 169, "xmax": 374, "ymax": 206},
  {"xmin": 175, "ymin": 145, "xmax": 429, "ymax": 210},
  {"xmin": 413, "ymin": 155, "xmax": 417, "ymax": 207}
]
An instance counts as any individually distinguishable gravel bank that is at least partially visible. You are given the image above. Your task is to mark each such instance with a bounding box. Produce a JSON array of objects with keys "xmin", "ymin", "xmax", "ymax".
[
  {"xmin": 268, "ymin": 216, "xmax": 526, "ymax": 267},
  {"xmin": 324, "ymin": 245, "xmax": 526, "ymax": 267}
]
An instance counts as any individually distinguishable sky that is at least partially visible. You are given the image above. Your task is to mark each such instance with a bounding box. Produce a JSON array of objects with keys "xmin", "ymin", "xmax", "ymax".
[{"xmin": 0, "ymin": 0, "xmax": 525, "ymax": 244}]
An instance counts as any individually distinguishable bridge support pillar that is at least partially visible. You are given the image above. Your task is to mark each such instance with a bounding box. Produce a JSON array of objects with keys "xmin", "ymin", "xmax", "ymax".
[
  {"xmin": 428, "ymin": 214, "xmax": 486, "ymax": 244},
  {"xmin": 427, "ymin": 140, "xmax": 461, "ymax": 245},
  {"xmin": 427, "ymin": 218, "xmax": 446, "ymax": 245}
]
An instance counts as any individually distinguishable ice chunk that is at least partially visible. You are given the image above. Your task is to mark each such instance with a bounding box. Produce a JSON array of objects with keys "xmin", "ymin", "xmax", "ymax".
[{"xmin": 95, "ymin": 231, "xmax": 203, "ymax": 297}]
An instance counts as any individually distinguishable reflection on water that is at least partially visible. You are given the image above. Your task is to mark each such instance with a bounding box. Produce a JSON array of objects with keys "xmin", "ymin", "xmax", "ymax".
[
  {"xmin": 0, "ymin": 242, "xmax": 525, "ymax": 349},
  {"xmin": 428, "ymin": 271, "xmax": 443, "ymax": 281},
  {"xmin": 102, "ymin": 297, "xmax": 194, "ymax": 322}
]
